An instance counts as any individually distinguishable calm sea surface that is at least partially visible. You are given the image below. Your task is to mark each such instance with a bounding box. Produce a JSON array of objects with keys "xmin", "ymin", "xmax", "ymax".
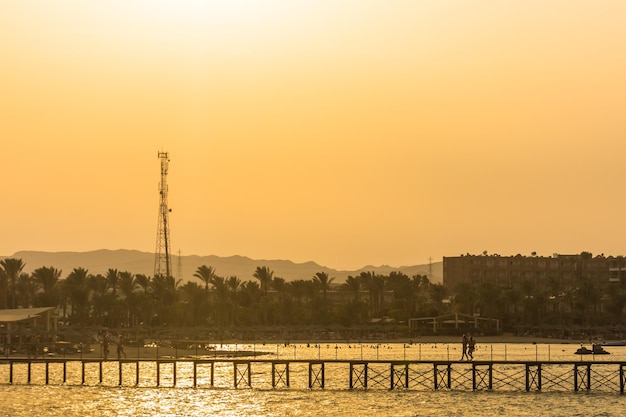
[{"xmin": 1, "ymin": 342, "xmax": 625, "ymax": 416}]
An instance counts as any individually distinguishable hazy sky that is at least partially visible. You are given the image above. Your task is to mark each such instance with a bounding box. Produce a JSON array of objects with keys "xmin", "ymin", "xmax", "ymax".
[{"xmin": 1, "ymin": 1, "xmax": 625, "ymax": 270}]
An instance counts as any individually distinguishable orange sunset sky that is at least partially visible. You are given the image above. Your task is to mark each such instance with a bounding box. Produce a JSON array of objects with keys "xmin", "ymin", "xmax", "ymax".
[{"xmin": 1, "ymin": 1, "xmax": 625, "ymax": 270}]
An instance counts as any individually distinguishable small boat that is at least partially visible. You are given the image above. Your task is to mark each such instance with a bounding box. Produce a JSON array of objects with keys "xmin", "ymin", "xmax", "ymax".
[{"xmin": 575, "ymin": 344, "xmax": 610, "ymax": 355}]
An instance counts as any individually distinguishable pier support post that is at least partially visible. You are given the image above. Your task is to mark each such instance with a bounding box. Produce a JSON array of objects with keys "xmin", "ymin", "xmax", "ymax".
[
  {"xmin": 308, "ymin": 361, "xmax": 325, "ymax": 389},
  {"xmin": 234, "ymin": 361, "xmax": 251, "ymax": 388},
  {"xmin": 574, "ymin": 363, "xmax": 591, "ymax": 391},
  {"xmin": 349, "ymin": 362, "xmax": 368, "ymax": 389},
  {"xmin": 390, "ymin": 363, "xmax": 409, "ymax": 390},
  {"xmin": 434, "ymin": 363, "xmax": 451, "ymax": 389},
  {"xmin": 525, "ymin": 363, "xmax": 542, "ymax": 391},
  {"xmin": 193, "ymin": 361, "xmax": 215, "ymax": 387},
  {"xmin": 272, "ymin": 361, "xmax": 290, "ymax": 388},
  {"xmin": 472, "ymin": 363, "xmax": 493, "ymax": 391}
]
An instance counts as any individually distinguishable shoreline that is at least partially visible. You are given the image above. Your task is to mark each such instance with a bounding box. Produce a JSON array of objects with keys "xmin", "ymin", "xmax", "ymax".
[
  {"xmin": 6, "ymin": 336, "xmax": 601, "ymax": 361},
  {"xmin": 186, "ymin": 334, "xmax": 582, "ymax": 345}
]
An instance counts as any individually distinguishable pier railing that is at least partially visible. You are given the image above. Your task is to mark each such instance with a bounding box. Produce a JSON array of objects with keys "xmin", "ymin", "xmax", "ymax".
[{"xmin": 1, "ymin": 358, "xmax": 626, "ymax": 393}]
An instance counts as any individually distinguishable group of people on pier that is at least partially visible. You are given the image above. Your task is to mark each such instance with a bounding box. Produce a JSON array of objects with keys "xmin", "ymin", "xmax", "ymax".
[
  {"xmin": 460, "ymin": 333, "xmax": 476, "ymax": 361},
  {"xmin": 100, "ymin": 332, "xmax": 127, "ymax": 360}
]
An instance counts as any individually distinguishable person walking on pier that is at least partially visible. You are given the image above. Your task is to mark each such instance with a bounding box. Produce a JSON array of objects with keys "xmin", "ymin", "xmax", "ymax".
[
  {"xmin": 468, "ymin": 335, "xmax": 476, "ymax": 360},
  {"xmin": 102, "ymin": 334, "xmax": 109, "ymax": 360},
  {"xmin": 460, "ymin": 334, "xmax": 469, "ymax": 360},
  {"xmin": 117, "ymin": 336, "xmax": 126, "ymax": 360}
]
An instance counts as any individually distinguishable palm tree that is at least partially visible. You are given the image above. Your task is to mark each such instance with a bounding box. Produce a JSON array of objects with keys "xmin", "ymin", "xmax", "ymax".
[
  {"xmin": 63, "ymin": 267, "xmax": 91, "ymax": 327},
  {"xmin": 343, "ymin": 276, "xmax": 361, "ymax": 301},
  {"xmin": 238, "ymin": 281, "xmax": 263, "ymax": 325},
  {"xmin": 253, "ymin": 266, "xmax": 273, "ymax": 294},
  {"xmin": 134, "ymin": 274, "xmax": 151, "ymax": 293},
  {"xmin": 360, "ymin": 271, "xmax": 385, "ymax": 318},
  {"xmin": 150, "ymin": 274, "xmax": 180, "ymax": 326},
  {"xmin": 271, "ymin": 277, "xmax": 289, "ymax": 325},
  {"xmin": 428, "ymin": 283, "xmax": 447, "ymax": 312},
  {"xmin": 453, "ymin": 281, "xmax": 475, "ymax": 315},
  {"xmin": 105, "ymin": 268, "xmax": 120, "ymax": 296},
  {"xmin": 313, "ymin": 272, "xmax": 335, "ymax": 300},
  {"xmin": 89, "ymin": 273, "xmax": 111, "ymax": 327},
  {"xmin": 194, "ymin": 265, "xmax": 217, "ymax": 291},
  {"xmin": 227, "ymin": 276, "xmax": 241, "ymax": 293},
  {"xmin": 118, "ymin": 271, "xmax": 136, "ymax": 296},
  {"xmin": 209, "ymin": 275, "xmax": 230, "ymax": 325},
  {"xmin": 0, "ymin": 258, "xmax": 26, "ymax": 308},
  {"xmin": 32, "ymin": 266, "xmax": 62, "ymax": 307},
  {"xmin": 227, "ymin": 276, "xmax": 242, "ymax": 325},
  {"xmin": 474, "ymin": 282, "xmax": 503, "ymax": 319},
  {"xmin": 15, "ymin": 273, "xmax": 37, "ymax": 308},
  {"xmin": 118, "ymin": 271, "xmax": 136, "ymax": 327},
  {"xmin": 178, "ymin": 281, "xmax": 205, "ymax": 327},
  {"xmin": 133, "ymin": 274, "xmax": 152, "ymax": 326}
]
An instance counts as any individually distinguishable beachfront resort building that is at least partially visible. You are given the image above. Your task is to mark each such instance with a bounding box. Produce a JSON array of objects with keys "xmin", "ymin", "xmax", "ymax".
[{"xmin": 442, "ymin": 252, "xmax": 624, "ymax": 290}]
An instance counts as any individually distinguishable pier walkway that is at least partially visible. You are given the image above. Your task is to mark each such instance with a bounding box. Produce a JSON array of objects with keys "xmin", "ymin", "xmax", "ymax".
[{"xmin": 2, "ymin": 358, "xmax": 626, "ymax": 393}]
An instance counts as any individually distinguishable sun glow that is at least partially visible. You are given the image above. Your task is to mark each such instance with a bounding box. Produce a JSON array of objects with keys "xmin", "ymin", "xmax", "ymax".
[
  {"xmin": 2, "ymin": 1, "xmax": 626, "ymax": 269},
  {"xmin": 121, "ymin": 0, "xmax": 291, "ymax": 28}
]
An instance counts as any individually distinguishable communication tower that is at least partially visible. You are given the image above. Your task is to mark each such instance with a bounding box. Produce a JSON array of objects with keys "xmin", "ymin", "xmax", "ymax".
[{"xmin": 154, "ymin": 151, "xmax": 172, "ymax": 277}]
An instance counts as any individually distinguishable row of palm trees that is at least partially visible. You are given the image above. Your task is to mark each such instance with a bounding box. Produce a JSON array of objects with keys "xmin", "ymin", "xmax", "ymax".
[
  {"xmin": 0, "ymin": 258, "xmax": 448, "ymax": 329},
  {"xmin": 6, "ymin": 255, "xmax": 622, "ymax": 332},
  {"xmin": 452, "ymin": 274, "xmax": 626, "ymax": 330}
]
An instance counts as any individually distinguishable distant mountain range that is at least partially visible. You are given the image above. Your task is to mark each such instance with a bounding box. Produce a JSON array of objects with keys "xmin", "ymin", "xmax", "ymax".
[{"xmin": 1, "ymin": 249, "xmax": 442, "ymax": 284}]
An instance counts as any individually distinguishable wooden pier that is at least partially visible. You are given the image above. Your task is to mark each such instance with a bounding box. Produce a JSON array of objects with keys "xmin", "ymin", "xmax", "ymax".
[{"xmin": 1, "ymin": 358, "xmax": 625, "ymax": 393}]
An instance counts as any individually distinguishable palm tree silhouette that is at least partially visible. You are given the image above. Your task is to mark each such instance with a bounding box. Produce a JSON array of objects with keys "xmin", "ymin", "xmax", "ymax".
[
  {"xmin": 0, "ymin": 258, "xmax": 25, "ymax": 308},
  {"xmin": 194, "ymin": 265, "xmax": 217, "ymax": 291}
]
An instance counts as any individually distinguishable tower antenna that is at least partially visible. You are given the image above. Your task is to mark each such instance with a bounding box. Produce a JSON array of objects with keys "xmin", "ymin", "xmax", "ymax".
[
  {"xmin": 428, "ymin": 256, "xmax": 433, "ymax": 280},
  {"xmin": 177, "ymin": 249, "xmax": 183, "ymax": 281},
  {"xmin": 154, "ymin": 151, "xmax": 172, "ymax": 277}
]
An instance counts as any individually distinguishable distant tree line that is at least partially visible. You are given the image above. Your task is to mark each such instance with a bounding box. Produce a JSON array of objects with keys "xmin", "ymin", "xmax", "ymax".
[
  {"xmin": 0, "ymin": 258, "xmax": 447, "ymax": 330},
  {"xmin": 2, "ymin": 256, "xmax": 623, "ymax": 333}
]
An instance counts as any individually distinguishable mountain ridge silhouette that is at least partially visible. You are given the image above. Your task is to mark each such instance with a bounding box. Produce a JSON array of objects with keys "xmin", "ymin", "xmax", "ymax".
[{"xmin": 3, "ymin": 249, "xmax": 442, "ymax": 284}]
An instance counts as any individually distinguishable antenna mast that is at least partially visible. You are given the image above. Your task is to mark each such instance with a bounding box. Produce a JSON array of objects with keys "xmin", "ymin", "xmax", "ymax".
[
  {"xmin": 154, "ymin": 151, "xmax": 172, "ymax": 277},
  {"xmin": 428, "ymin": 256, "xmax": 433, "ymax": 280},
  {"xmin": 177, "ymin": 249, "xmax": 183, "ymax": 281}
]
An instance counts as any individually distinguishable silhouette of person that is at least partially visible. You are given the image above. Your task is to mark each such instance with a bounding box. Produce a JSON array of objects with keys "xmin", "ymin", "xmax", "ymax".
[
  {"xmin": 102, "ymin": 334, "xmax": 109, "ymax": 360},
  {"xmin": 117, "ymin": 336, "xmax": 126, "ymax": 360},
  {"xmin": 460, "ymin": 334, "xmax": 469, "ymax": 360},
  {"xmin": 468, "ymin": 335, "xmax": 476, "ymax": 360}
]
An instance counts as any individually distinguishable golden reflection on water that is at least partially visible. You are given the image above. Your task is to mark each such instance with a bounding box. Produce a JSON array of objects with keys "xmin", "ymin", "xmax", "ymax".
[{"xmin": 0, "ymin": 382, "xmax": 623, "ymax": 417}]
